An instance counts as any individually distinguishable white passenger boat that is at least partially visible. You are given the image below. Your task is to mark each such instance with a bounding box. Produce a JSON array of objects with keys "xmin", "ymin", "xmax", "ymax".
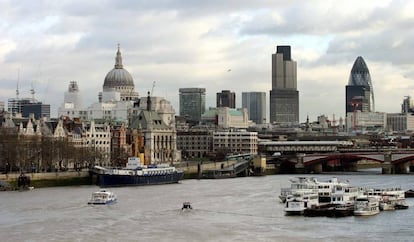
[
  {"xmin": 364, "ymin": 187, "xmax": 406, "ymax": 211},
  {"xmin": 284, "ymin": 191, "xmax": 319, "ymax": 215},
  {"xmin": 354, "ymin": 196, "xmax": 380, "ymax": 216},
  {"xmin": 279, "ymin": 177, "xmax": 351, "ymax": 203},
  {"xmin": 330, "ymin": 184, "xmax": 360, "ymax": 205},
  {"xmin": 315, "ymin": 177, "xmax": 351, "ymax": 203},
  {"xmin": 279, "ymin": 177, "xmax": 319, "ymax": 203},
  {"xmin": 88, "ymin": 190, "xmax": 117, "ymax": 205}
]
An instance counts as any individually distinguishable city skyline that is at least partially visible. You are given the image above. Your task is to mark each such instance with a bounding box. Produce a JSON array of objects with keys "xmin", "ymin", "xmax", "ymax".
[{"xmin": 1, "ymin": 1, "xmax": 414, "ymax": 122}]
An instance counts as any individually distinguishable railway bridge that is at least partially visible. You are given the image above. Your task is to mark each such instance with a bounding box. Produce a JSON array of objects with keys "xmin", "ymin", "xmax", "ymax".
[{"xmin": 259, "ymin": 141, "xmax": 414, "ymax": 174}]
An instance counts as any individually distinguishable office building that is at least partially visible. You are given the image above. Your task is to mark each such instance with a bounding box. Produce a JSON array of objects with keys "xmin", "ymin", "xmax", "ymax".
[
  {"xmin": 22, "ymin": 102, "xmax": 51, "ymax": 119},
  {"xmin": 269, "ymin": 45, "xmax": 299, "ymax": 124},
  {"xmin": 242, "ymin": 92, "xmax": 266, "ymax": 124},
  {"xmin": 345, "ymin": 56, "xmax": 375, "ymax": 113},
  {"xmin": 201, "ymin": 107, "xmax": 250, "ymax": 129},
  {"xmin": 213, "ymin": 130, "xmax": 258, "ymax": 155},
  {"xmin": 179, "ymin": 88, "xmax": 206, "ymax": 123},
  {"xmin": 217, "ymin": 90, "xmax": 235, "ymax": 108}
]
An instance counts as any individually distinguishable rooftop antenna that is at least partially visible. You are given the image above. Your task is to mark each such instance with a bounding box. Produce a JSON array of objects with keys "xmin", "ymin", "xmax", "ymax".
[
  {"xmin": 151, "ymin": 81, "xmax": 156, "ymax": 96},
  {"xmin": 16, "ymin": 69, "xmax": 20, "ymax": 99},
  {"xmin": 30, "ymin": 82, "xmax": 36, "ymax": 101}
]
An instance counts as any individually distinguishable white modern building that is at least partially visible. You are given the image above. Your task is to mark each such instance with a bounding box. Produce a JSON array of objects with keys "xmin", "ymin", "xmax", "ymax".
[
  {"xmin": 346, "ymin": 111, "xmax": 386, "ymax": 134},
  {"xmin": 201, "ymin": 107, "xmax": 252, "ymax": 129},
  {"xmin": 386, "ymin": 113, "xmax": 414, "ymax": 132}
]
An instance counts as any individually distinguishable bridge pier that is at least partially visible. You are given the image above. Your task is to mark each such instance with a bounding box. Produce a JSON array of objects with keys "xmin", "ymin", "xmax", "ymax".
[
  {"xmin": 309, "ymin": 163, "xmax": 323, "ymax": 174},
  {"xmin": 382, "ymin": 152, "xmax": 393, "ymax": 174},
  {"xmin": 381, "ymin": 162, "xmax": 393, "ymax": 174},
  {"xmin": 294, "ymin": 154, "xmax": 306, "ymax": 173},
  {"xmin": 394, "ymin": 162, "xmax": 410, "ymax": 174},
  {"xmin": 342, "ymin": 162, "xmax": 358, "ymax": 172}
]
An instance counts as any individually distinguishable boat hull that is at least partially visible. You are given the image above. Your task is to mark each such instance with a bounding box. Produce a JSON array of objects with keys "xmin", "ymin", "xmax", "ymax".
[
  {"xmin": 88, "ymin": 199, "xmax": 117, "ymax": 205},
  {"xmin": 98, "ymin": 171, "xmax": 184, "ymax": 187}
]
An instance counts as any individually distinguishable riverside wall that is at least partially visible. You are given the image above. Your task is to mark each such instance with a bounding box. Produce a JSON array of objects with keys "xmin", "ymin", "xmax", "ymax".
[{"xmin": 0, "ymin": 160, "xmax": 239, "ymax": 188}]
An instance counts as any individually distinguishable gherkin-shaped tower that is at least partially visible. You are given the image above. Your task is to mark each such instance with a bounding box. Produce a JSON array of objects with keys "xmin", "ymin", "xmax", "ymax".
[{"xmin": 345, "ymin": 56, "xmax": 375, "ymax": 113}]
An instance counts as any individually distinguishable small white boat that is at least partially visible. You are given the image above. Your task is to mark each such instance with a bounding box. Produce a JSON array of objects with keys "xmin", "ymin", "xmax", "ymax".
[
  {"xmin": 88, "ymin": 190, "xmax": 117, "ymax": 205},
  {"xmin": 354, "ymin": 196, "xmax": 380, "ymax": 216}
]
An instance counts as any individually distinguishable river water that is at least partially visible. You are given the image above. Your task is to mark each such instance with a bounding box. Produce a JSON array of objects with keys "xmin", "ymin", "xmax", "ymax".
[{"xmin": 1, "ymin": 173, "xmax": 414, "ymax": 242}]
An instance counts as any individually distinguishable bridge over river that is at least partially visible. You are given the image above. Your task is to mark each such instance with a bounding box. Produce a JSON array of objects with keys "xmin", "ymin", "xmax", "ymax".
[{"xmin": 259, "ymin": 141, "xmax": 414, "ymax": 174}]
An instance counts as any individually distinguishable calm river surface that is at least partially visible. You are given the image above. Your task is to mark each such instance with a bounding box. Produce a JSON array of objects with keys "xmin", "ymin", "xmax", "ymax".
[{"xmin": 1, "ymin": 173, "xmax": 414, "ymax": 242}]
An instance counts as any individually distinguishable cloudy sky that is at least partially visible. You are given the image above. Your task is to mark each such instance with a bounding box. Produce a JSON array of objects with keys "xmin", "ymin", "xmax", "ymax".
[{"xmin": 1, "ymin": 0, "xmax": 414, "ymax": 122}]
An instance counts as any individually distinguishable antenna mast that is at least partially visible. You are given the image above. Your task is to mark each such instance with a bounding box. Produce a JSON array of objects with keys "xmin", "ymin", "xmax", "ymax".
[
  {"xmin": 16, "ymin": 69, "xmax": 20, "ymax": 99},
  {"xmin": 30, "ymin": 83, "xmax": 36, "ymax": 101},
  {"xmin": 151, "ymin": 81, "xmax": 156, "ymax": 96}
]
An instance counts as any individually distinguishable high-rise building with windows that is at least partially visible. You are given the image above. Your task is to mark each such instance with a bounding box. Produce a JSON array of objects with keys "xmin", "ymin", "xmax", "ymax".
[
  {"xmin": 216, "ymin": 90, "xmax": 235, "ymax": 108},
  {"xmin": 22, "ymin": 102, "xmax": 51, "ymax": 119},
  {"xmin": 8, "ymin": 97, "xmax": 50, "ymax": 118},
  {"xmin": 179, "ymin": 88, "xmax": 206, "ymax": 123},
  {"xmin": 242, "ymin": 92, "xmax": 266, "ymax": 124},
  {"xmin": 345, "ymin": 56, "xmax": 374, "ymax": 114},
  {"xmin": 269, "ymin": 45, "xmax": 299, "ymax": 124}
]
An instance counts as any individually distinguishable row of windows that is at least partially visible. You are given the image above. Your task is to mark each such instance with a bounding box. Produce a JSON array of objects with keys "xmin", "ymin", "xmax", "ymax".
[
  {"xmin": 179, "ymin": 137, "xmax": 211, "ymax": 141},
  {"xmin": 86, "ymin": 140, "xmax": 110, "ymax": 145},
  {"xmin": 87, "ymin": 134, "xmax": 109, "ymax": 138}
]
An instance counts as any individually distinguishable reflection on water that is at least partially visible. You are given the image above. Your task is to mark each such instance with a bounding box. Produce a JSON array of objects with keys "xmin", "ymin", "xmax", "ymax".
[{"xmin": 1, "ymin": 174, "xmax": 414, "ymax": 242}]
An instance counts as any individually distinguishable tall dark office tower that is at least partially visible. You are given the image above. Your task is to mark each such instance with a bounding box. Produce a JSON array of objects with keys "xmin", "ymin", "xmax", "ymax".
[
  {"xmin": 269, "ymin": 45, "xmax": 299, "ymax": 123},
  {"xmin": 217, "ymin": 90, "xmax": 236, "ymax": 108},
  {"xmin": 179, "ymin": 88, "xmax": 206, "ymax": 123},
  {"xmin": 242, "ymin": 92, "xmax": 266, "ymax": 124},
  {"xmin": 345, "ymin": 56, "xmax": 374, "ymax": 114}
]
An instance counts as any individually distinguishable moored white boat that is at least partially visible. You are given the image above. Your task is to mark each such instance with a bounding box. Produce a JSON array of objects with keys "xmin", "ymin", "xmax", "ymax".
[
  {"xmin": 278, "ymin": 177, "xmax": 319, "ymax": 203},
  {"xmin": 284, "ymin": 191, "xmax": 319, "ymax": 215},
  {"xmin": 354, "ymin": 196, "xmax": 380, "ymax": 216},
  {"xmin": 279, "ymin": 177, "xmax": 351, "ymax": 204},
  {"xmin": 88, "ymin": 190, "xmax": 117, "ymax": 205}
]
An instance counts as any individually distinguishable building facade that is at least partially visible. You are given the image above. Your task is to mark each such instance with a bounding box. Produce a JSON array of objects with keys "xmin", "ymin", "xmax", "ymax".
[
  {"xmin": 345, "ymin": 112, "xmax": 386, "ymax": 133},
  {"xmin": 387, "ymin": 113, "xmax": 414, "ymax": 132},
  {"xmin": 179, "ymin": 88, "xmax": 206, "ymax": 123},
  {"xmin": 176, "ymin": 128, "xmax": 213, "ymax": 159},
  {"xmin": 58, "ymin": 81, "xmax": 87, "ymax": 120},
  {"xmin": 8, "ymin": 97, "xmax": 50, "ymax": 118},
  {"xmin": 217, "ymin": 90, "xmax": 236, "ymax": 108},
  {"xmin": 242, "ymin": 92, "xmax": 266, "ymax": 124},
  {"xmin": 269, "ymin": 45, "xmax": 299, "ymax": 124},
  {"xmin": 201, "ymin": 107, "xmax": 251, "ymax": 129},
  {"xmin": 213, "ymin": 130, "xmax": 258, "ymax": 155},
  {"xmin": 22, "ymin": 103, "xmax": 51, "ymax": 119}
]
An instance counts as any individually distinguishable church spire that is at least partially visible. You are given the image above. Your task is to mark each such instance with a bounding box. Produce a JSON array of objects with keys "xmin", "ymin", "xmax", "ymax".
[{"xmin": 115, "ymin": 43, "xmax": 123, "ymax": 69}]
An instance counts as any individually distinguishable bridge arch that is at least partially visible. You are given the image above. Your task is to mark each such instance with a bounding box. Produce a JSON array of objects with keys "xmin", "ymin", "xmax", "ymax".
[
  {"xmin": 303, "ymin": 153, "xmax": 384, "ymax": 166},
  {"xmin": 391, "ymin": 154, "xmax": 414, "ymax": 165}
]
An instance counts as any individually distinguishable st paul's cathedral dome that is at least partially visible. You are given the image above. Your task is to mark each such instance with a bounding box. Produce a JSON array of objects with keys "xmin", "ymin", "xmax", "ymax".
[{"xmin": 103, "ymin": 45, "xmax": 138, "ymax": 101}]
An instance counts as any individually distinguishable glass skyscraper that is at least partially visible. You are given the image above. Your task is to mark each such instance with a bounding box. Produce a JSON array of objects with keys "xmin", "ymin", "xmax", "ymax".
[
  {"xmin": 242, "ymin": 92, "xmax": 266, "ymax": 124},
  {"xmin": 345, "ymin": 56, "xmax": 374, "ymax": 113},
  {"xmin": 179, "ymin": 88, "xmax": 206, "ymax": 123},
  {"xmin": 216, "ymin": 90, "xmax": 236, "ymax": 108}
]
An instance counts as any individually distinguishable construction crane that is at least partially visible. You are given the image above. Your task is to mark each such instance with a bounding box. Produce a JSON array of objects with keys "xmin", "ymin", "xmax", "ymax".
[
  {"xmin": 350, "ymin": 96, "xmax": 363, "ymax": 132},
  {"xmin": 332, "ymin": 114, "xmax": 338, "ymax": 136}
]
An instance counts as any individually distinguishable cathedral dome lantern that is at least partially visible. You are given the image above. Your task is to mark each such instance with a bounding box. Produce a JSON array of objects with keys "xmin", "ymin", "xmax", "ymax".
[{"xmin": 103, "ymin": 44, "xmax": 139, "ymax": 101}]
